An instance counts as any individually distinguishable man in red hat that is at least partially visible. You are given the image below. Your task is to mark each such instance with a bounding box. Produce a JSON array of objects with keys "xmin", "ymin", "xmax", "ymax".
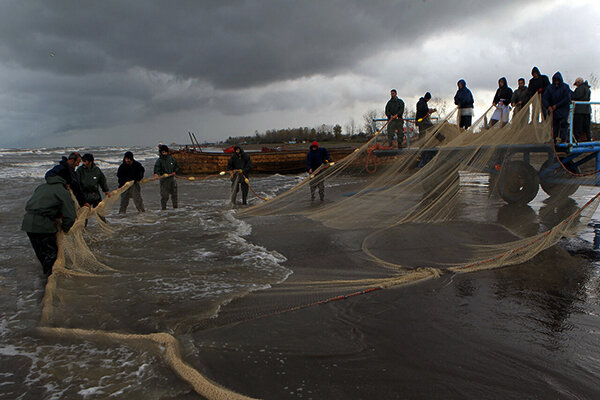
[{"xmin": 306, "ymin": 141, "xmax": 331, "ymax": 201}]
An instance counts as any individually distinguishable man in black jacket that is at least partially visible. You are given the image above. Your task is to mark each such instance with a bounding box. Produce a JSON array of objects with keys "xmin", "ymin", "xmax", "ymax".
[
  {"xmin": 117, "ymin": 151, "xmax": 145, "ymax": 214},
  {"xmin": 45, "ymin": 152, "xmax": 87, "ymax": 207},
  {"xmin": 385, "ymin": 89, "xmax": 405, "ymax": 147},
  {"xmin": 416, "ymin": 92, "xmax": 436, "ymax": 137},
  {"xmin": 490, "ymin": 77, "xmax": 513, "ymax": 126},
  {"xmin": 527, "ymin": 67, "xmax": 550, "ymax": 98},
  {"xmin": 227, "ymin": 146, "xmax": 252, "ymax": 205},
  {"xmin": 572, "ymin": 77, "xmax": 592, "ymax": 142}
]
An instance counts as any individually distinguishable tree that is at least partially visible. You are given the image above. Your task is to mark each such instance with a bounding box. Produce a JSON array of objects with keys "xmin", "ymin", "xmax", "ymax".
[
  {"xmin": 333, "ymin": 124, "xmax": 343, "ymax": 140},
  {"xmin": 362, "ymin": 109, "xmax": 380, "ymax": 135}
]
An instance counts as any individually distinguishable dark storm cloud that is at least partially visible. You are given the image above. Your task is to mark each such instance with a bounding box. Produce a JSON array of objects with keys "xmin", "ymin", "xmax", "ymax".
[{"xmin": 0, "ymin": 0, "xmax": 531, "ymax": 89}]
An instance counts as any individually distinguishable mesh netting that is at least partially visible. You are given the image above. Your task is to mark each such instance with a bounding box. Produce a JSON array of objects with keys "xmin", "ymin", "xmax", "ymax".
[{"xmin": 35, "ymin": 94, "xmax": 600, "ymax": 400}]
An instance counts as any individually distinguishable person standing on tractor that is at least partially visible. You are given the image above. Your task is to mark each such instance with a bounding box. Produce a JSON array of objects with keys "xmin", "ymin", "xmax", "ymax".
[
  {"xmin": 385, "ymin": 89, "xmax": 405, "ymax": 148},
  {"xmin": 454, "ymin": 79, "xmax": 474, "ymax": 129},
  {"xmin": 416, "ymin": 92, "xmax": 436, "ymax": 138},
  {"xmin": 543, "ymin": 72, "xmax": 571, "ymax": 143}
]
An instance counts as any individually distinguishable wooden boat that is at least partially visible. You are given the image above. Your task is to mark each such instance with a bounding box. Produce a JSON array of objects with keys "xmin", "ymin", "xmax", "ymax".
[{"xmin": 171, "ymin": 146, "xmax": 358, "ymax": 175}]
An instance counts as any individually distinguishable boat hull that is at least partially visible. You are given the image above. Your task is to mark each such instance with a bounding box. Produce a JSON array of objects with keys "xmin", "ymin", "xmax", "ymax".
[{"xmin": 172, "ymin": 147, "xmax": 357, "ymax": 175}]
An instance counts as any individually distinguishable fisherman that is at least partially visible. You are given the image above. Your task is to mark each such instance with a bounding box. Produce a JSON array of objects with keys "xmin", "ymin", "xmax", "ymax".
[
  {"xmin": 542, "ymin": 72, "xmax": 571, "ymax": 143},
  {"xmin": 227, "ymin": 146, "xmax": 252, "ymax": 205},
  {"xmin": 511, "ymin": 78, "xmax": 530, "ymax": 119},
  {"xmin": 306, "ymin": 141, "xmax": 331, "ymax": 201},
  {"xmin": 385, "ymin": 89, "xmax": 405, "ymax": 148},
  {"xmin": 454, "ymin": 79, "xmax": 474, "ymax": 129},
  {"xmin": 21, "ymin": 171, "xmax": 77, "ymax": 275},
  {"xmin": 117, "ymin": 151, "xmax": 145, "ymax": 213},
  {"xmin": 45, "ymin": 152, "xmax": 87, "ymax": 207},
  {"xmin": 153, "ymin": 144, "xmax": 179, "ymax": 210},
  {"xmin": 572, "ymin": 77, "xmax": 592, "ymax": 142},
  {"xmin": 76, "ymin": 153, "xmax": 110, "ymax": 208},
  {"xmin": 527, "ymin": 66, "xmax": 550, "ymax": 98},
  {"xmin": 490, "ymin": 77, "xmax": 513, "ymax": 126},
  {"xmin": 416, "ymin": 92, "xmax": 436, "ymax": 137}
]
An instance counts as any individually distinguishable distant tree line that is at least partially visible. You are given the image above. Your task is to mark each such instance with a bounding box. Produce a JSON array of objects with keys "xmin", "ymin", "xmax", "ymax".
[{"xmin": 224, "ymin": 123, "xmax": 369, "ymax": 144}]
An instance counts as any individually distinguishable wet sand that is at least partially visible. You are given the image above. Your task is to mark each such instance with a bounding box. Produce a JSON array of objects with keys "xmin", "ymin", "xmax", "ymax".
[{"xmin": 190, "ymin": 181, "xmax": 600, "ymax": 399}]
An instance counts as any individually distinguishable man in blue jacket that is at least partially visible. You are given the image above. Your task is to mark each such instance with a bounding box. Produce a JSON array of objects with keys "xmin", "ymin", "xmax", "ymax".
[
  {"xmin": 306, "ymin": 141, "xmax": 331, "ymax": 201},
  {"xmin": 454, "ymin": 79, "xmax": 474, "ymax": 129},
  {"xmin": 543, "ymin": 72, "xmax": 571, "ymax": 143}
]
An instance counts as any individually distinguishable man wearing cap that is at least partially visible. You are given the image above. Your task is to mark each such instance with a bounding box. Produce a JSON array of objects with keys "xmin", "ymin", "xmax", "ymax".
[
  {"xmin": 572, "ymin": 77, "xmax": 592, "ymax": 142},
  {"xmin": 153, "ymin": 144, "xmax": 179, "ymax": 210},
  {"xmin": 76, "ymin": 153, "xmax": 110, "ymax": 208},
  {"xmin": 227, "ymin": 146, "xmax": 252, "ymax": 205},
  {"xmin": 385, "ymin": 89, "xmax": 405, "ymax": 148},
  {"xmin": 416, "ymin": 92, "xmax": 436, "ymax": 138},
  {"xmin": 306, "ymin": 141, "xmax": 331, "ymax": 201},
  {"xmin": 45, "ymin": 152, "xmax": 87, "ymax": 207},
  {"xmin": 117, "ymin": 151, "xmax": 145, "ymax": 213},
  {"xmin": 21, "ymin": 172, "xmax": 77, "ymax": 275}
]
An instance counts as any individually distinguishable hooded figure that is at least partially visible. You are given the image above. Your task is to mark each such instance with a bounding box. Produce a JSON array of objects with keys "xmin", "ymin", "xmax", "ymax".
[
  {"xmin": 542, "ymin": 72, "xmax": 571, "ymax": 142},
  {"xmin": 153, "ymin": 144, "xmax": 179, "ymax": 209},
  {"xmin": 454, "ymin": 79, "xmax": 474, "ymax": 129},
  {"xmin": 76, "ymin": 153, "xmax": 109, "ymax": 207},
  {"xmin": 572, "ymin": 78, "xmax": 592, "ymax": 141},
  {"xmin": 21, "ymin": 175, "xmax": 77, "ymax": 275},
  {"xmin": 117, "ymin": 151, "xmax": 146, "ymax": 213},
  {"xmin": 416, "ymin": 92, "xmax": 435, "ymax": 137},
  {"xmin": 490, "ymin": 77, "xmax": 513, "ymax": 125},
  {"xmin": 306, "ymin": 141, "xmax": 331, "ymax": 201},
  {"xmin": 227, "ymin": 146, "xmax": 252, "ymax": 205},
  {"xmin": 527, "ymin": 66, "xmax": 550, "ymax": 98}
]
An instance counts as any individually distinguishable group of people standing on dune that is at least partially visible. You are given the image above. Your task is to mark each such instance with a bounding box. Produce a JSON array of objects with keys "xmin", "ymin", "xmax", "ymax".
[{"xmin": 385, "ymin": 66, "xmax": 593, "ymax": 147}]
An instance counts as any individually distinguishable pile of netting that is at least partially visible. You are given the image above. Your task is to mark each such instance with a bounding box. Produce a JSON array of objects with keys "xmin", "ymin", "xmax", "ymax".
[
  {"xmin": 241, "ymin": 94, "xmax": 600, "ymax": 273},
  {"xmin": 34, "ymin": 94, "xmax": 600, "ymax": 400}
]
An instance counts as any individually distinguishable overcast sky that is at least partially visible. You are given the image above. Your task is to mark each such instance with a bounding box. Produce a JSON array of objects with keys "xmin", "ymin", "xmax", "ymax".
[{"xmin": 1, "ymin": 0, "xmax": 599, "ymax": 148}]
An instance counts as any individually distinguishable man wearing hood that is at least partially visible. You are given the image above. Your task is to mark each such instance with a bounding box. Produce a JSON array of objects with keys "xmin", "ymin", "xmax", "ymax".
[
  {"xmin": 572, "ymin": 77, "xmax": 592, "ymax": 142},
  {"xmin": 306, "ymin": 141, "xmax": 331, "ymax": 201},
  {"xmin": 153, "ymin": 144, "xmax": 179, "ymax": 210},
  {"xmin": 527, "ymin": 66, "xmax": 550, "ymax": 98},
  {"xmin": 227, "ymin": 146, "xmax": 252, "ymax": 205},
  {"xmin": 385, "ymin": 89, "xmax": 405, "ymax": 148},
  {"xmin": 490, "ymin": 77, "xmax": 513, "ymax": 126},
  {"xmin": 117, "ymin": 151, "xmax": 145, "ymax": 213},
  {"xmin": 76, "ymin": 153, "xmax": 110, "ymax": 208},
  {"xmin": 543, "ymin": 72, "xmax": 571, "ymax": 143},
  {"xmin": 45, "ymin": 152, "xmax": 87, "ymax": 207},
  {"xmin": 416, "ymin": 92, "xmax": 436, "ymax": 137},
  {"xmin": 454, "ymin": 79, "xmax": 474, "ymax": 129},
  {"xmin": 21, "ymin": 174, "xmax": 77, "ymax": 275}
]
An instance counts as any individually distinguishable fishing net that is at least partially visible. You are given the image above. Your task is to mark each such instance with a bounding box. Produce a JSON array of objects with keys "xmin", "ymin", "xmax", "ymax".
[{"xmin": 34, "ymin": 94, "xmax": 600, "ymax": 400}]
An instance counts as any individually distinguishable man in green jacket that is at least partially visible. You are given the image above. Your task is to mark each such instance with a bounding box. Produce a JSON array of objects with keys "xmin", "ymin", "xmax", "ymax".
[
  {"xmin": 76, "ymin": 153, "xmax": 110, "ymax": 207},
  {"xmin": 21, "ymin": 175, "xmax": 77, "ymax": 275},
  {"xmin": 153, "ymin": 144, "xmax": 179, "ymax": 210}
]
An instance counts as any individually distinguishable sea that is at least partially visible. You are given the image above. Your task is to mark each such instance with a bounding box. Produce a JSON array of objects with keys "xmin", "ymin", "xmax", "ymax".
[{"xmin": 0, "ymin": 146, "xmax": 599, "ymax": 399}]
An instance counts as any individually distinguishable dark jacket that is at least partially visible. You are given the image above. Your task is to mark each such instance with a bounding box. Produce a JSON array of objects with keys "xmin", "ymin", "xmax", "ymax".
[
  {"xmin": 542, "ymin": 72, "xmax": 571, "ymax": 120},
  {"xmin": 117, "ymin": 160, "xmax": 145, "ymax": 187},
  {"xmin": 527, "ymin": 67, "xmax": 550, "ymax": 97},
  {"xmin": 45, "ymin": 157, "xmax": 86, "ymax": 206},
  {"xmin": 454, "ymin": 80, "xmax": 474, "ymax": 109},
  {"xmin": 154, "ymin": 154, "xmax": 179, "ymax": 175},
  {"xmin": 385, "ymin": 97, "xmax": 405, "ymax": 120},
  {"xmin": 306, "ymin": 147, "xmax": 331, "ymax": 171},
  {"xmin": 572, "ymin": 81, "xmax": 591, "ymax": 114},
  {"xmin": 493, "ymin": 78, "xmax": 513, "ymax": 106},
  {"xmin": 511, "ymin": 86, "xmax": 530, "ymax": 108},
  {"xmin": 76, "ymin": 163, "xmax": 109, "ymax": 204},
  {"xmin": 227, "ymin": 148, "xmax": 252, "ymax": 177},
  {"xmin": 416, "ymin": 97, "xmax": 430, "ymax": 120},
  {"xmin": 21, "ymin": 175, "xmax": 77, "ymax": 234}
]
